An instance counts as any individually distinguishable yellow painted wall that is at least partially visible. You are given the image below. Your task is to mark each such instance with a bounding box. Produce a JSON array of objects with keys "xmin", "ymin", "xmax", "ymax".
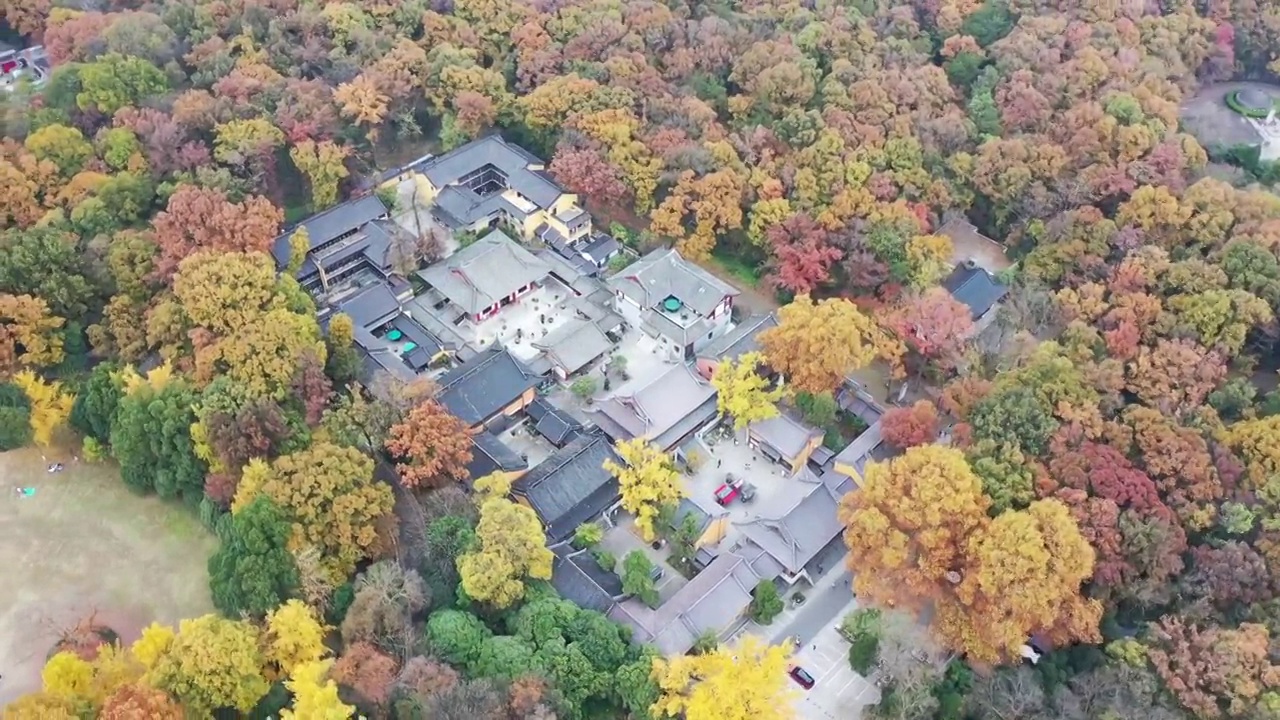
[
  {"xmin": 787, "ymin": 434, "xmax": 823, "ymax": 475},
  {"xmin": 833, "ymin": 460, "xmax": 861, "ymax": 482},
  {"xmin": 698, "ymin": 516, "xmax": 729, "ymax": 547},
  {"xmin": 552, "ymin": 193, "xmax": 580, "ymax": 215}
]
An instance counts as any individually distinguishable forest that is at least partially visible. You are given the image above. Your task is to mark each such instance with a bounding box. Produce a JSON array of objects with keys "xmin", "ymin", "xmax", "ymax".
[{"xmin": 1, "ymin": 0, "xmax": 1280, "ymax": 718}]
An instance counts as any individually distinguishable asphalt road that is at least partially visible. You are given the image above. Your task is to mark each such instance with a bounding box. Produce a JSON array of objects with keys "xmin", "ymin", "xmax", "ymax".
[{"xmin": 771, "ymin": 569, "xmax": 854, "ymax": 646}]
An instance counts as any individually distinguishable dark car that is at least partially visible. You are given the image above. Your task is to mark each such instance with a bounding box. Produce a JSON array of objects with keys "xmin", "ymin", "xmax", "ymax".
[{"xmin": 789, "ymin": 666, "xmax": 816, "ymax": 690}]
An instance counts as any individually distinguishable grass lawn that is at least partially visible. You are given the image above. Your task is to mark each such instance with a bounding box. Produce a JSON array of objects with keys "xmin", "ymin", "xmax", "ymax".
[{"xmin": 0, "ymin": 448, "xmax": 217, "ymax": 706}]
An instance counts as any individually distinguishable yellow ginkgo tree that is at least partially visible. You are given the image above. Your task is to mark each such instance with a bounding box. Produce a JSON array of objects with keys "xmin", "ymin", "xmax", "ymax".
[
  {"xmin": 604, "ymin": 438, "xmax": 686, "ymax": 541},
  {"xmin": 711, "ymin": 351, "xmax": 784, "ymax": 431},
  {"xmin": 13, "ymin": 370, "xmax": 75, "ymax": 446},
  {"xmin": 652, "ymin": 636, "xmax": 797, "ymax": 720}
]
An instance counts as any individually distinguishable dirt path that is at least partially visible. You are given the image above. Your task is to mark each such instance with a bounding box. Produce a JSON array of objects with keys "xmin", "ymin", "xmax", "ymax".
[{"xmin": 0, "ymin": 448, "xmax": 216, "ymax": 707}]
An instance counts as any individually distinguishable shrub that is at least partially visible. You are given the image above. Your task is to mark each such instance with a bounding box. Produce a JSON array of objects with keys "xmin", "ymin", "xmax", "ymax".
[
  {"xmin": 749, "ymin": 580, "xmax": 784, "ymax": 624},
  {"xmin": 591, "ymin": 549, "xmax": 616, "ymax": 573},
  {"xmin": 848, "ymin": 634, "xmax": 879, "ymax": 674},
  {"xmin": 1226, "ymin": 90, "xmax": 1276, "ymax": 119},
  {"xmin": 840, "ymin": 608, "xmax": 883, "ymax": 642},
  {"xmin": 573, "ymin": 522, "xmax": 603, "ymax": 549},
  {"xmin": 81, "ymin": 435, "xmax": 107, "ymax": 462},
  {"xmin": 374, "ymin": 185, "xmax": 399, "ymax": 212},
  {"xmin": 691, "ymin": 630, "xmax": 719, "ymax": 654},
  {"xmin": 795, "ymin": 391, "xmax": 838, "ymax": 427},
  {"xmin": 570, "ymin": 376, "xmax": 598, "ymax": 400}
]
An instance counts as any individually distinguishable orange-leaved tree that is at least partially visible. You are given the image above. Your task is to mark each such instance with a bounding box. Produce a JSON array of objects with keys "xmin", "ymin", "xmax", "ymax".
[
  {"xmin": 384, "ymin": 399, "xmax": 473, "ymax": 489},
  {"xmin": 759, "ymin": 294, "xmax": 902, "ymax": 394}
]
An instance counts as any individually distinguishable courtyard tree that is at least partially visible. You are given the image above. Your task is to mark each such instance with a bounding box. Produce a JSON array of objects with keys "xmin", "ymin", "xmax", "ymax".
[
  {"xmin": 749, "ymin": 580, "xmax": 784, "ymax": 624},
  {"xmin": 208, "ymin": 495, "xmax": 299, "ymax": 618},
  {"xmin": 759, "ymin": 294, "xmax": 902, "ymax": 394},
  {"xmin": 457, "ymin": 494, "xmax": 553, "ymax": 609},
  {"xmin": 711, "ymin": 351, "xmax": 784, "ymax": 430},
  {"xmin": 620, "ymin": 550, "xmax": 659, "ymax": 607},
  {"xmin": 604, "ymin": 438, "xmax": 686, "ymax": 542},
  {"xmin": 652, "ymin": 636, "xmax": 795, "ymax": 720},
  {"xmin": 384, "ymin": 399, "xmax": 473, "ymax": 489}
]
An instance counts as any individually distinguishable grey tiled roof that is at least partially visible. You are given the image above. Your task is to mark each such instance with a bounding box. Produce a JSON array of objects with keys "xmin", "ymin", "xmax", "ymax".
[
  {"xmin": 734, "ymin": 468, "xmax": 851, "ymax": 576},
  {"xmin": 533, "ymin": 318, "xmax": 614, "ymax": 375},
  {"xmin": 942, "ymin": 265, "xmax": 1008, "ymax": 319},
  {"xmin": 527, "ymin": 397, "xmax": 583, "ymax": 447},
  {"xmin": 466, "ymin": 431, "xmax": 529, "ymax": 481},
  {"xmin": 833, "ymin": 420, "xmax": 883, "ymax": 471},
  {"xmin": 748, "ymin": 413, "xmax": 822, "ymax": 462},
  {"xmin": 436, "ymin": 346, "xmax": 540, "ymax": 426},
  {"xmin": 552, "ymin": 545, "xmax": 623, "ymax": 613},
  {"xmin": 512, "ymin": 430, "xmax": 621, "ymax": 541},
  {"xmin": 581, "ymin": 233, "xmax": 620, "ymax": 264},
  {"xmin": 640, "ymin": 308, "xmax": 715, "ymax": 348},
  {"xmin": 338, "ymin": 283, "xmax": 400, "ymax": 329},
  {"xmin": 698, "ymin": 314, "xmax": 779, "ymax": 361},
  {"xmin": 609, "ymin": 247, "xmax": 738, "ymax": 317},
  {"xmin": 271, "ymin": 194, "xmax": 388, "ymax": 268},
  {"xmin": 419, "ymin": 135, "xmax": 565, "ymax": 211},
  {"xmin": 416, "ymin": 230, "xmax": 552, "ymax": 315},
  {"xmin": 590, "ymin": 364, "xmax": 718, "ymax": 450},
  {"xmin": 608, "ymin": 552, "xmax": 759, "ymax": 656}
]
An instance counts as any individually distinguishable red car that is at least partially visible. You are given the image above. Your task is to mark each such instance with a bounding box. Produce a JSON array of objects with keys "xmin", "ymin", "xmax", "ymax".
[
  {"xmin": 789, "ymin": 666, "xmax": 816, "ymax": 690},
  {"xmin": 714, "ymin": 477, "xmax": 741, "ymax": 506}
]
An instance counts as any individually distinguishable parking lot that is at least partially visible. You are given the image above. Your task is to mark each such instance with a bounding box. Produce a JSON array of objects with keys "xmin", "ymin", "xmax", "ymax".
[{"xmin": 790, "ymin": 621, "xmax": 880, "ymax": 719}]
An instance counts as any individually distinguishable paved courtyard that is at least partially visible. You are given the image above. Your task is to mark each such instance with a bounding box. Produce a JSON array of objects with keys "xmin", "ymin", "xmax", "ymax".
[
  {"xmin": 465, "ymin": 278, "xmax": 576, "ymax": 361},
  {"xmin": 608, "ymin": 327, "xmax": 684, "ymax": 395},
  {"xmin": 496, "ymin": 420, "xmax": 555, "ymax": 469},
  {"xmin": 684, "ymin": 430, "xmax": 800, "ymax": 536},
  {"xmin": 597, "ymin": 514, "xmax": 690, "ymax": 603}
]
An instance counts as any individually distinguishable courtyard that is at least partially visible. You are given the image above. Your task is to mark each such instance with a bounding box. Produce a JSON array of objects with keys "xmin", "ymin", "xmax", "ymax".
[
  {"xmin": 0, "ymin": 447, "xmax": 217, "ymax": 706},
  {"xmin": 462, "ymin": 278, "xmax": 578, "ymax": 361}
]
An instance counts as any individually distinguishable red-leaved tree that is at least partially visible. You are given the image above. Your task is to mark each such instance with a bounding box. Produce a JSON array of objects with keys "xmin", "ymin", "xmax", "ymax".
[
  {"xmin": 764, "ymin": 213, "xmax": 842, "ymax": 295},
  {"xmin": 880, "ymin": 400, "xmax": 940, "ymax": 450}
]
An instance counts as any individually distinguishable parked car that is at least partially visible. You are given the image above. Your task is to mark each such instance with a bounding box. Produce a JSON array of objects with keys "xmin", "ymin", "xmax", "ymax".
[
  {"xmin": 649, "ymin": 564, "xmax": 665, "ymax": 582},
  {"xmin": 788, "ymin": 666, "xmax": 816, "ymax": 690},
  {"xmin": 715, "ymin": 474, "xmax": 743, "ymax": 506}
]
